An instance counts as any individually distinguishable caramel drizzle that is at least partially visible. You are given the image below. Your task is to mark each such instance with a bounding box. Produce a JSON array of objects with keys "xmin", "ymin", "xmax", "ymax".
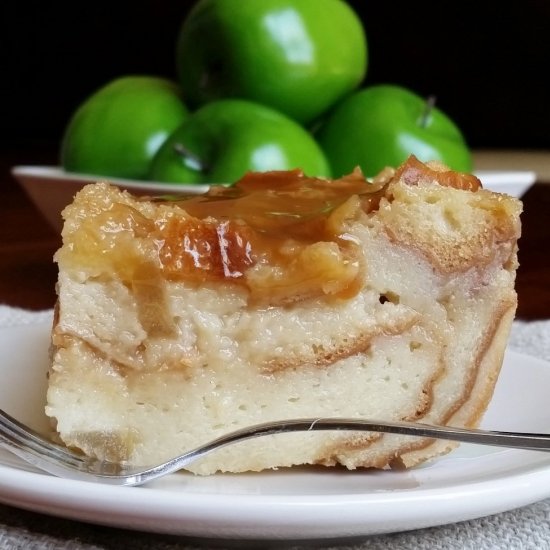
[{"xmin": 73, "ymin": 157, "xmax": 482, "ymax": 305}]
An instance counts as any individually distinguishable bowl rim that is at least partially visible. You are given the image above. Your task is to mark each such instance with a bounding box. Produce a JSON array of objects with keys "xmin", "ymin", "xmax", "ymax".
[
  {"xmin": 11, "ymin": 165, "xmax": 214, "ymax": 194},
  {"xmin": 11, "ymin": 164, "xmax": 537, "ymax": 198}
]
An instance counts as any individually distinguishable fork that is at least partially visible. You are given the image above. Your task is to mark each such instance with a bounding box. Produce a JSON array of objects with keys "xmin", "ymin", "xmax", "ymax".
[{"xmin": 2, "ymin": 407, "xmax": 550, "ymax": 487}]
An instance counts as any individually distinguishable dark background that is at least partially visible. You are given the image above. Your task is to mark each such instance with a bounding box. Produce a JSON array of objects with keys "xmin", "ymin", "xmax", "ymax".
[{"xmin": 2, "ymin": 0, "xmax": 550, "ymax": 162}]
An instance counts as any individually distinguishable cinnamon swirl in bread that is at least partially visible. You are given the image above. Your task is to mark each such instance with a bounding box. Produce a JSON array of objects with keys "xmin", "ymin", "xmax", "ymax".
[{"xmin": 46, "ymin": 156, "xmax": 521, "ymax": 474}]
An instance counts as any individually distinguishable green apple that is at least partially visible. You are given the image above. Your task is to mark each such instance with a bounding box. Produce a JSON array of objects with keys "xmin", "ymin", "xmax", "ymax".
[
  {"xmin": 60, "ymin": 76, "xmax": 189, "ymax": 179},
  {"xmin": 316, "ymin": 84, "xmax": 473, "ymax": 177},
  {"xmin": 148, "ymin": 99, "xmax": 331, "ymax": 183},
  {"xmin": 175, "ymin": 0, "xmax": 367, "ymax": 124}
]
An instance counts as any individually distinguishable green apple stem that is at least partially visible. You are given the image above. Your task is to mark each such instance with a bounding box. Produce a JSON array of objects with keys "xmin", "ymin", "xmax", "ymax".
[
  {"xmin": 419, "ymin": 95, "xmax": 437, "ymax": 128},
  {"xmin": 173, "ymin": 143, "xmax": 209, "ymax": 173}
]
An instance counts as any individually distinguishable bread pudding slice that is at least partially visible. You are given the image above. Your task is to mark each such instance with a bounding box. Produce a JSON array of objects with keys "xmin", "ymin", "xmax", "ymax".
[{"xmin": 47, "ymin": 156, "xmax": 522, "ymax": 475}]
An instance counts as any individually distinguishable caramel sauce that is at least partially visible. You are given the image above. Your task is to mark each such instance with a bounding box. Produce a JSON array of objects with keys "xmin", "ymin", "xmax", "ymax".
[
  {"xmin": 155, "ymin": 217, "xmax": 257, "ymax": 281},
  {"xmin": 65, "ymin": 157, "xmax": 482, "ymax": 306},
  {"xmin": 149, "ymin": 169, "xmax": 389, "ymax": 303},
  {"xmin": 160, "ymin": 168, "xmax": 388, "ymax": 236},
  {"xmin": 394, "ymin": 155, "xmax": 482, "ymax": 192}
]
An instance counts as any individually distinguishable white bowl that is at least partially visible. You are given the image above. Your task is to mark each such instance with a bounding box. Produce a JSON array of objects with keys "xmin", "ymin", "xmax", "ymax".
[
  {"xmin": 12, "ymin": 165, "xmax": 536, "ymax": 233},
  {"xmin": 474, "ymin": 170, "xmax": 537, "ymax": 198},
  {"xmin": 12, "ymin": 166, "xmax": 212, "ymax": 232}
]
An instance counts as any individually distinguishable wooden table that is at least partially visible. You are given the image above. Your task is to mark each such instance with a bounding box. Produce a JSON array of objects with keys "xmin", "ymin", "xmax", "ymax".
[{"xmin": 1, "ymin": 149, "xmax": 549, "ymax": 319}]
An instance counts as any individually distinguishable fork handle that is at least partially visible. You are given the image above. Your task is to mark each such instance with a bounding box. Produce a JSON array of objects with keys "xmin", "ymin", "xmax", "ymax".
[{"xmin": 200, "ymin": 418, "xmax": 550, "ymax": 453}]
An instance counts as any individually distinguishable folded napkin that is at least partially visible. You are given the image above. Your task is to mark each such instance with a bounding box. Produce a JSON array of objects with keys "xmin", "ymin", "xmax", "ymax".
[
  {"xmin": 508, "ymin": 318, "xmax": 550, "ymax": 362},
  {"xmin": 0, "ymin": 305, "xmax": 54, "ymax": 328}
]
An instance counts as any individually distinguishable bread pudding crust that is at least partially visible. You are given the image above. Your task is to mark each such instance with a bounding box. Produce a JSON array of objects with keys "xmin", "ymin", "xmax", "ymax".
[{"xmin": 47, "ymin": 157, "xmax": 522, "ymax": 474}]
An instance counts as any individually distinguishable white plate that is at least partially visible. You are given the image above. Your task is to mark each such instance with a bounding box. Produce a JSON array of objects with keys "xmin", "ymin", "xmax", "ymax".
[
  {"xmin": 1, "ymin": 321, "xmax": 550, "ymax": 542},
  {"xmin": 12, "ymin": 165, "xmax": 536, "ymax": 234}
]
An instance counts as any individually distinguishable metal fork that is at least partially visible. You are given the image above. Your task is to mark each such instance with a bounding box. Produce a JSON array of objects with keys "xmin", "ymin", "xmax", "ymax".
[{"xmin": 2, "ymin": 407, "xmax": 550, "ymax": 487}]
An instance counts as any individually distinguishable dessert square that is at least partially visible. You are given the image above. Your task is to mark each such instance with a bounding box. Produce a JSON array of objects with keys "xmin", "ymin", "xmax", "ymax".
[{"xmin": 47, "ymin": 157, "xmax": 522, "ymax": 474}]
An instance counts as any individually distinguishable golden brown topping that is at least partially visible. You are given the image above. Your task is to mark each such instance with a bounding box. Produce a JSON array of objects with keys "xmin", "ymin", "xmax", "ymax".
[
  {"xmin": 61, "ymin": 157, "xmax": 487, "ymax": 305},
  {"xmin": 151, "ymin": 168, "xmax": 385, "ymax": 303},
  {"xmin": 156, "ymin": 217, "xmax": 256, "ymax": 281},
  {"xmin": 164, "ymin": 167, "xmax": 387, "ymax": 234},
  {"xmin": 394, "ymin": 155, "xmax": 482, "ymax": 192}
]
